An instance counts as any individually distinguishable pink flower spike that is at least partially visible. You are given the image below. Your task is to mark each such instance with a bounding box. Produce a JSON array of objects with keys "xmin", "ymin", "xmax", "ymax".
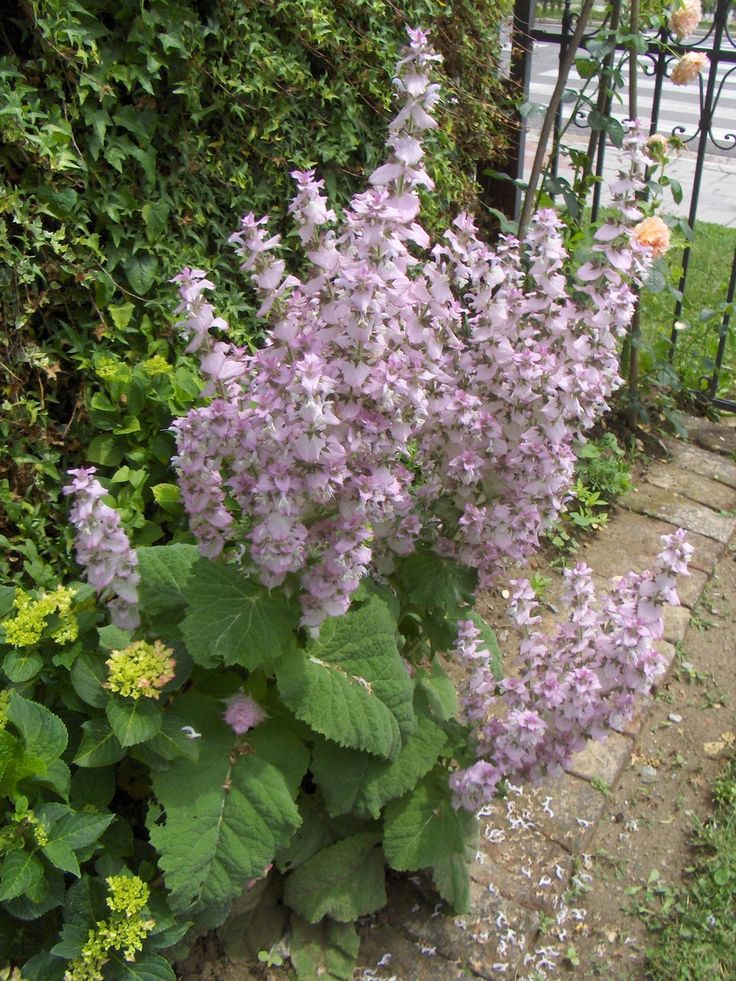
[{"xmin": 223, "ymin": 693, "xmax": 268, "ymax": 735}]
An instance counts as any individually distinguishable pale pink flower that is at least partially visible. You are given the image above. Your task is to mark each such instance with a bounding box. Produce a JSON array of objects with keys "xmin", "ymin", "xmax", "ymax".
[
  {"xmin": 223, "ymin": 693, "xmax": 268, "ymax": 735},
  {"xmin": 671, "ymin": 51, "xmax": 708, "ymax": 85},
  {"xmin": 669, "ymin": 0, "xmax": 702, "ymax": 40}
]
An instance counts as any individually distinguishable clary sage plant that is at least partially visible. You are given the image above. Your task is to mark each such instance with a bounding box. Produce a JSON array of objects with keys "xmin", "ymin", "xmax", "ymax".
[{"xmin": 0, "ymin": 29, "xmax": 690, "ymax": 981}]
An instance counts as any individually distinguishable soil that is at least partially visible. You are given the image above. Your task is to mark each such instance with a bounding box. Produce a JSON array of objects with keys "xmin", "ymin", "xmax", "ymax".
[{"xmin": 555, "ymin": 545, "xmax": 736, "ymax": 980}]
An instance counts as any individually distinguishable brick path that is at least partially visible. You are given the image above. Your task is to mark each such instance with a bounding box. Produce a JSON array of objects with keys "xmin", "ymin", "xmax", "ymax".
[{"xmin": 355, "ymin": 419, "xmax": 736, "ymax": 980}]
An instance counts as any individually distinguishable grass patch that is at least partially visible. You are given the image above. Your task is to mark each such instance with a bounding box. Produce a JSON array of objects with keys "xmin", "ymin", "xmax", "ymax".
[
  {"xmin": 641, "ymin": 752, "xmax": 736, "ymax": 980},
  {"xmin": 639, "ymin": 220, "xmax": 736, "ymax": 397}
]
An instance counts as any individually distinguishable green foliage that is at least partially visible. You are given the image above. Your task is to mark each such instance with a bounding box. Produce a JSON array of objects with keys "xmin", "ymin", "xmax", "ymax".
[
  {"xmin": 289, "ymin": 917, "xmax": 359, "ymax": 981},
  {"xmin": 0, "ymin": 0, "xmax": 512, "ymax": 586}
]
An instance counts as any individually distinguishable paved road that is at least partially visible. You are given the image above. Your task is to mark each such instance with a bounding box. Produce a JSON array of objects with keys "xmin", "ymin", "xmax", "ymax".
[{"xmin": 528, "ymin": 41, "xmax": 736, "ymax": 155}]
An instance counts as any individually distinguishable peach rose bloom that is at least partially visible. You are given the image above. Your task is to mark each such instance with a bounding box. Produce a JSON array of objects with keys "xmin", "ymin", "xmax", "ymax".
[
  {"xmin": 671, "ymin": 51, "xmax": 708, "ymax": 85},
  {"xmin": 669, "ymin": 0, "xmax": 702, "ymax": 41},
  {"xmin": 634, "ymin": 216, "xmax": 671, "ymax": 258}
]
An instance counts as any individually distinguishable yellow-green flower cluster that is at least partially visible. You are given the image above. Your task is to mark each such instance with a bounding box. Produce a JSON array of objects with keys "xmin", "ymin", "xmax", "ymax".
[
  {"xmin": 142, "ymin": 354, "xmax": 172, "ymax": 376},
  {"xmin": 1, "ymin": 587, "xmax": 77, "ymax": 647},
  {"xmin": 0, "ymin": 967, "xmax": 26, "ymax": 981},
  {"xmin": 105, "ymin": 640, "xmax": 176, "ymax": 699},
  {"xmin": 64, "ymin": 876, "xmax": 155, "ymax": 981}
]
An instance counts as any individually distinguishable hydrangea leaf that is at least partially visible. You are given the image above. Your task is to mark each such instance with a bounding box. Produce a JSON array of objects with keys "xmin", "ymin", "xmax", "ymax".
[
  {"xmin": 283, "ymin": 831, "xmax": 386, "ymax": 924},
  {"xmin": 108, "ymin": 952, "xmax": 177, "ymax": 981},
  {"xmin": 289, "ymin": 916, "xmax": 360, "ymax": 981},
  {"xmin": 148, "ymin": 693, "xmax": 301, "ymax": 918},
  {"xmin": 275, "ymin": 595, "xmax": 413, "ymax": 760},
  {"xmin": 73, "ymin": 718, "xmax": 125, "ymax": 768},
  {"xmin": 8, "ymin": 692, "xmax": 68, "ymax": 763},
  {"xmin": 399, "ymin": 545, "xmax": 477, "ymax": 614},
  {"xmin": 2, "ymin": 649, "xmax": 43, "ymax": 683},
  {"xmin": 383, "ymin": 768, "xmax": 477, "ymax": 871},
  {"xmin": 0, "ymin": 848, "xmax": 45, "ymax": 902},
  {"xmin": 181, "ymin": 559, "xmax": 298, "ymax": 670},
  {"xmin": 70, "ymin": 652, "xmax": 108, "ymax": 708},
  {"xmin": 106, "ymin": 696, "xmax": 163, "ymax": 748},
  {"xmin": 311, "ymin": 714, "xmax": 447, "ymax": 819}
]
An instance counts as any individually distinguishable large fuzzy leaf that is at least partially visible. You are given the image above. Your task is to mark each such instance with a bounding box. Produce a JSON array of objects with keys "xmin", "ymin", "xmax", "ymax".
[
  {"xmin": 276, "ymin": 596, "xmax": 413, "ymax": 760},
  {"xmin": 289, "ymin": 916, "xmax": 360, "ymax": 981},
  {"xmin": 383, "ymin": 768, "xmax": 477, "ymax": 871},
  {"xmin": 283, "ymin": 831, "xmax": 386, "ymax": 924},
  {"xmin": 399, "ymin": 545, "xmax": 477, "ymax": 614},
  {"xmin": 311, "ymin": 714, "xmax": 447, "ymax": 819},
  {"xmin": 137, "ymin": 544, "xmax": 199, "ymax": 637},
  {"xmin": 181, "ymin": 559, "xmax": 298, "ymax": 670},
  {"xmin": 148, "ymin": 693, "xmax": 303, "ymax": 917}
]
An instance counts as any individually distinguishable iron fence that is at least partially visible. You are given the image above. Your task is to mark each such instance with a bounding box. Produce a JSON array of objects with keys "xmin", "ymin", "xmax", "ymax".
[{"xmin": 510, "ymin": 0, "xmax": 736, "ymax": 412}]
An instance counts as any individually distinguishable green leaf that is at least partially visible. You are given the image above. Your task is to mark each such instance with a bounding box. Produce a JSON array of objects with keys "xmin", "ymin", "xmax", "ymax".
[
  {"xmin": 106, "ymin": 696, "xmax": 162, "ymax": 747},
  {"xmin": 98, "ymin": 624, "xmax": 133, "ymax": 650},
  {"xmin": 432, "ymin": 853, "xmax": 472, "ymax": 914},
  {"xmin": 311, "ymin": 714, "xmax": 447, "ymax": 819},
  {"xmin": 141, "ymin": 200, "xmax": 170, "ymax": 241},
  {"xmin": 70, "ymin": 652, "xmax": 108, "ymax": 708},
  {"xmin": 0, "ymin": 849, "xmax": 44, "ymax": 901},
  {"xmin": 182, "ymin": 558, "xmax": 298, "ymax": 670},
  {"xmin": 87, "ymin": 433, "xmax": 126, "ymax": 466},
  {"xmin": 400, "ymin": 545, "xmax": 477, "ymax": 614},
  {"xmin": 276, "ymin": 794, "xmax": 336, "ymax": 874},
  {"xmin": 124, "ymin": 253, "xmax": 158, "ymax": 295},
  {"xmin": 151, "ymin": 483, "xmax": 181, "ymax": 512},
  {"xmin": 290, "ymin": 916, "xmax": 360, "ymax": 981},
  {"xmin": 74, "ymin": 718, "xmax": 125, "ymax": 768},
  {"xmin": 383, "ymin": 769, "xmax": 477, "ymax": 871},
  {"xmin": 148, "ymin": 693, "xmax": 301, "ymax": 916},
  {"xmin": 276, "ymin": 595, "xmax": 413, "ymax": 760},
  {"xmin": 8, "ymin": 692, "xmax": 67, "ymax": 763},
  {"xmin": 39, "ymin": 805, "xmax": 114, "ymax": 878},
  {"xmin": 2, "ymin": 649, "xmax": 43, "ymax": 683},
  {"xmin": 108, "ymin": 302, "xmax": 135, "ymax": 331},
  {"xmin": 137, "ymin": 544, "xmax": 198, "ymax": 637},
  {"xmin": 414, "ymin": 658, "xmax": 458, "ymax": 722},
  {"xmin": 284, "ymin": 831, "xmax": 386, "ymax": 924},
  {"xmin": 468, "ymin": 612, "xmax": 504, "ymax": 681},
  {"xmin": 108, "ymin": 952, "xmax": 176, "ymax": 981}
]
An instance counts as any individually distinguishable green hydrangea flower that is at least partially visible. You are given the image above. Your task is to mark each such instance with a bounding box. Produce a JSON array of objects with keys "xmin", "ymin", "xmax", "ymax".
[
  {"xmin": 1, "ymin": 587, "xmax": 77, "ymax": 647},
  {"xmin": 105, "ymin": 640, "xmax": 176, "ymax": 699},
  {"xmin": 64, "ymin": 875, "xmax": 155, "ymax": 981}
]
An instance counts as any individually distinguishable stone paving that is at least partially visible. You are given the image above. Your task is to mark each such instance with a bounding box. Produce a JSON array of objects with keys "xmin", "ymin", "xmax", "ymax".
[{"xmin": 355, "ymin": 420, "xmax": 736, "ymax": 981}]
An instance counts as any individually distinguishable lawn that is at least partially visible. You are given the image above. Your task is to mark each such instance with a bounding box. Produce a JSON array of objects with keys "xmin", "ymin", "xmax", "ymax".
[{"xmin": 639, "ymin": 220, "xmax": 736, "ymax": 399}]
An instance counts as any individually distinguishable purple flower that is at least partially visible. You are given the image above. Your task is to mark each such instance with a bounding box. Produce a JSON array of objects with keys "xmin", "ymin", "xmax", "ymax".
[{"xmin": 223, "ymin": 693, "xmax": 268, "ymax": 735}]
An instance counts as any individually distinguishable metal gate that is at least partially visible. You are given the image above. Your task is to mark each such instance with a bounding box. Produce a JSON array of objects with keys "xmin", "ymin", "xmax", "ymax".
[{"xmin": 509, "ymin": 0, "xmax": 736, "ymax": 412}]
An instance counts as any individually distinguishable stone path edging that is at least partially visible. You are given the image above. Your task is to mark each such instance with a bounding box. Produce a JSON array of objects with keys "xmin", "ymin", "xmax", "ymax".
[{"xmin": 355, "ymin": 423, "xmax": 736, "ymax": 980}]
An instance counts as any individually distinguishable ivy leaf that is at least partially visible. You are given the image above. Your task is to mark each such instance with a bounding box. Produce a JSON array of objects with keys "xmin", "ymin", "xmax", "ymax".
[
  {"xmin": 106, "ymin": 696, "xmax": 162, "ymax": 747},
  {"xmin": 148, "ymin": 693, "xmax": 301, "ymax": 917},
  {"xmin": 181, "ymin": 559, "xmax": 298, "ymax": 670},
  {"xmin": 289, "ymin": 916, "xmax": 360, "ymax": 981},
  {"xmin": 276, "ymin": 595, "xmax": 413, "ymax": 760},
  {"xmin": 141, "ymin": 200, "xmax": 170, "ymax": 241},
  {"xmin": 8, "ymin": 692, "xmax": 67, "ymax": 763},
  {"xmin": 124, "ymin": 253, "xmax": 158, "ymax": 295},
  {"xmin": 74, "ymin": 718, "xmax": 125, "ymax": 768},
  {"xmin": 311, "ymin": 714, "xmax": 447, "ymax": 819},
  {"xmin": 383, "ymin": 769, "xmax": 477, "ymax": 871},
  {"xmin": 2, "ymin": 649, "xmax": 43, "ymax": 683},
  {"xmin": 399, "ymin": 545, "xmax": 477, "ymax": 614},
  {"xmin": 0, "ymin": 848, "xmax": 44, "ymax": 901},
  {"xmin": 283, "ymin": 831, "xmax": 386, "ymax": 924}
]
